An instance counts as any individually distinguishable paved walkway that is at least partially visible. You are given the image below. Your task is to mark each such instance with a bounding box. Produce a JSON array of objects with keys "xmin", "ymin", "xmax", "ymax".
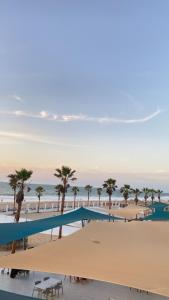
[{"xmin": 0, "ymin": 270, "xmax": 168, "ymax": 300}]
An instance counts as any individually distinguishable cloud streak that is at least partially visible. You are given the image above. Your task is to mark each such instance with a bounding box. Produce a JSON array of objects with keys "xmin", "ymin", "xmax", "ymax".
[
  {"xmin": 0, "ymin": 108, "xmax": 162, "ymax": 124},
  {"xmin": 0, "ymin": 130, "xmax": 85, "ymax": 148},
  {"xmin": 10, "ymin": 94, "xmax": 24, "ymax": 103}
]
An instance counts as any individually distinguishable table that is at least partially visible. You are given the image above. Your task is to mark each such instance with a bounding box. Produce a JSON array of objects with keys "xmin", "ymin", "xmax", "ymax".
[{"xmin": 36, "ymin": 277, "xmax": 62, "ymax": 291}]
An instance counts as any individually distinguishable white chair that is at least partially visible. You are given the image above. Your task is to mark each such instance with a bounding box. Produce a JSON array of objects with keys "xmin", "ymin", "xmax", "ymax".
[
  {"xmin": 53, "ymin": 281, "xmax": 63, "ymax": 297},
  {"xmin": 32, "ymin": 280, "xmax": 41, "ymax": 297}
]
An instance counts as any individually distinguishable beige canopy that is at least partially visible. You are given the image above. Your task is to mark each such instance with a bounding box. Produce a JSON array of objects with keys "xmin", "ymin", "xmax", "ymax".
[
  {"xmin": 109, "ymin": 205, "xmax": 148, "ymax": 219},
  {"xmin": 0, "ymin": 221, "xmax": 169, "ymax": 297}
]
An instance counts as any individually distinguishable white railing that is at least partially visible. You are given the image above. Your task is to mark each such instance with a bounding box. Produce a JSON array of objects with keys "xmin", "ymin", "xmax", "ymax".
[{"xmin": 0, "ymin": 200, "xmax": 120, "ymax": 213}]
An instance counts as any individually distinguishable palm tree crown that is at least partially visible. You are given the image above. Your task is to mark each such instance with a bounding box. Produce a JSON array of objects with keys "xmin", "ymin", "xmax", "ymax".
[
  {"xmin": 85, "ymin": 185, "xmax": 92, "ymax": 204},
  {"xmin": 55, "ymin": 184, "xmax": 64, "ymax": 212},
  {"xmin": 8, "ymin": 174, "xmax": 18, "ymax": 190},
  {"xmin": 15, "ymin": 168, "xmax": 33, "ymax": 205},
  {"xmin": 97, "ymin": 187, "xmax": 102, "ymax": 206},
  {"xmin": 142, "ymin": 188, "xmax": 150, "ymax": 206},
  {"xmin": 157, "ymin": 189, "xmax": 163, "ymax": 202},
  {"xmin": 103, "ymin": 178, "xmax": 117, "ymax": 195},
  {"xmin": 35, "ymin": 186, "xmax": 45, "ymax": 213},
  {"xmin": 16, "ymin": 168, "xmax": 33, "ymax": 187},
  {"xmin": 54, "ymin": 166, "xmax": 76, "ymax": 182},
  {"xmin": 103, "ymin": 178, "xmax": 117, "ymax": 209},
  {"xmin": 149, "ymin": 189, "xmax": 157, "ymax": 204},
  {"xmin": 72, "ymin": 186, "xmax": 79, "ymax": 209},
  {"xmin": 72, "ymin": 186, "xmax": 79, "ymax": 196},
  {"xmin": 120, "ymin": 184, "xmax": 131, "ymax": 205},
  {"xmin": 97, "ymin": 188, "xmax": 102, "ymax": 197},
  {"xmin": 55, "ymin": 184, "xmax": 64, "ymax": 199},
  {"xmin": 35, "ymin": 186, "xmax": 45, "ymax": 198},
  {"xmin": 8, "ymin": 174, "xmax": 19, "ymax": 211},
  {"xmin": 131, "ymin": 188, "xmax": 141, "ymax": 205},
  {"xmin": 85, "ymin": 185, "xmax": 92, "ymax": 193}
]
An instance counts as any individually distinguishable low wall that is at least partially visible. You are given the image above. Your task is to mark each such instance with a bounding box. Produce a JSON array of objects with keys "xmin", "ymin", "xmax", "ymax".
[{"xmin": 0, "ymin": 200, "xmax": 120, "ymax": 213}]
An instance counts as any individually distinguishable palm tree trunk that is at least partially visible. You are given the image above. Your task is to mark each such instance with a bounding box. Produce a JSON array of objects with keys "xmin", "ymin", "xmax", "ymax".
[
  {"xmin": 37, "ymin": 195, "xmax": 40, "ymax": 213},
  {"xmin": 73, "ymin": 195, "xmax": 76, "ymax": 209},
  {"xmin": 15, "ymin": 201, "xmax": 22, "ymax": 222},
  {"xmin": 57, "ymin": 194, "xmax": 60, "ymax": 212},
  {"xmin": 151, "ymin": 196, "xmax": 154, "ymax": 205},
  {"xmin": 11, "ymin": 201, "xmax": 22, "ymax": 254},
  {"xmin": 87, "ymin": 192, "xmax": 89, "ymax": 206},
  {"xmin": 58, "ymin": 192, "xmax": 65, "ymax": 239},
  {"xmin": 108, "ymin": 194, "xmax": 112, "ymax": 222},
  {"xmin": 99, "ymin": 195, "xmax": 101, "ymax": 207},
  {"xmin": 109, "ymin": 194, "xmax": 112, "ymax": 210},
  {"xmin": 135, "ymin": 197, "xmax": 138, "ymax": 205},
  {"xmin": 124, "ymin": 196, "xmax": 128, "ymax": 206},
  {"xmin": 11, "ymin": 241, "xmax": 16, "ymax": 254},
  {"xmin": 13, "ymin": 189, "xmax": 16, "ymax": 214}
]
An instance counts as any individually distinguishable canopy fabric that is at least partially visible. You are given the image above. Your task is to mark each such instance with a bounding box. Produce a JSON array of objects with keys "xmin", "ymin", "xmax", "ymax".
[
  {"xmin": 144, "ymin": 211, "xmax": 169, "ymax": 221},
  {"xmin": 109, "ymin": 205, "xmax": 147, "ymax": 219},
  {"xmin": 0, "ymin": 290, "xmax": 35, "ymax": 300},
  {"xmin": 1, "ymin": 222, "xmax": 169, "ymax": 297},
  {"xmin": 0, "ymin": 207, "xmax": 121, "ymax": 244},
  {"xmin": 148, "ymin": 202, "xmax": 169, "ymax": 211}
]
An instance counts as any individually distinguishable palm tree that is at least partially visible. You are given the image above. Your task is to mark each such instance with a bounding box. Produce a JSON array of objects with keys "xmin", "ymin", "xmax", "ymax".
[
  {"xmin": 150, "ymin": 189, "xmax": 156, "ymax": 205},
  {"xmin": 85, "ymin": 185, "xmax": 92, "ymax": 206},
  {"xmin": 7, "ymin": 173, "xmax": 19, "ymax": 213},
  {"xmin": 72, "ymin": 186, "xmax": 79, "ymax": 209},
  {"xmin": 11, "ymin": 168, "xmax": 33, "ymax": 254},
  {"xmin": 54, "ymin": 166, "xmax": 77, "ymax": 239},
  {"xmin": 103, "ymin": 178, "xmax": 117, "ymax": 210},
  {"xmin": 35, "ymin": 186, "xmax": 45, "ymax": 213},
  {"xmin": 142, "ymin": 188, "xmax": 150, "ymax": 206},
  {"xmin": 131, "ymin": 188, "xmax": 141, "ymax": 205},
  {"xmin": 157, "ymin": 189, "xmax": 163, "ymax": 202},
  {"xmin": 120, "ymin": 184, "xmax": 131, "ymax": 205},
  {"xmin": 55, "ymin": 184, "xmax": 63, "ymax": 211},
  {"xmin": 14, "ymin": 168, "xmax": 33, "ymax": 222},
  {"xmin": 97, "ymin": 188, "xmax": 102, "ymax": 206}
]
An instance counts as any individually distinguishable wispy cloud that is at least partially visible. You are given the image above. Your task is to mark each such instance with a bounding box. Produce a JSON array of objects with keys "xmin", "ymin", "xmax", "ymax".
[
  {"xmin": 0, "ymin": 130, "xmax": 85, "ymax": 148},
  {"xmin": 10, "ymin": 94, "xmax": 24, "ymax": 103},
  {"xmin": 121, "ymin": 92, "xmax": 144, "ymax": 112},
  {"xmin": 0, "ymin": 108, "xmax": 162, "ymax": 124}
]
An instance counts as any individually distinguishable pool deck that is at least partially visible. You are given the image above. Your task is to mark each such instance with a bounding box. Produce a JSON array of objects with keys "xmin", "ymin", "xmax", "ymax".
[{"xmin": 0, "ymin": 270, "xmax": 168, "ymax": 300}]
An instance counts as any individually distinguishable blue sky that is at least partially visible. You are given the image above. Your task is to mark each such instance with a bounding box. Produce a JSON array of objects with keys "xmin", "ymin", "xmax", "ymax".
[{"xmin": 0, "ymin": 0, "xmax": 169, "ymax": 189}]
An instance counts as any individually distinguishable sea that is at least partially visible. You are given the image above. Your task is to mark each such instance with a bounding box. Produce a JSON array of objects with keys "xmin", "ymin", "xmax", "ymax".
[{"xmin": 0, "ymin": 182, "xmax": 169, "ymax": 203}]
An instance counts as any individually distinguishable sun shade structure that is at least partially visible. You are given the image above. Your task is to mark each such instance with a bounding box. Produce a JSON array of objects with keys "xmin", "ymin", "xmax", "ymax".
[
  {"xmin": 1, "ymin": 222, "xmax": 169, "ymax": 297},
  {"xmin": 109, "ymin": 205, "xmax": 147, "ymax": 219},
  {"xmin": 148, "ymin": 202, "xmax": 169, "ymax": 211},
  {"xmin": 0, "ymin": 207, "xmax": 121, "ymax": 244},
  {"xmin": 143, "ymin": 211, "xmax": 169, "ymax": 221},
  {"xmin": 0, "ymin": 290, "xmax": 36, "ymax": 300},
  {"xmin": 143, "ymin": 202, "xmax": 169, "ymax": 221}
]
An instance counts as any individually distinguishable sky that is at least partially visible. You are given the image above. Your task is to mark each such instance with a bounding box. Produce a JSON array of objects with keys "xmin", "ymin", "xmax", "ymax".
[{"xmin": 0, "ymin": 0, "xmax": 169, "ymax": 189}]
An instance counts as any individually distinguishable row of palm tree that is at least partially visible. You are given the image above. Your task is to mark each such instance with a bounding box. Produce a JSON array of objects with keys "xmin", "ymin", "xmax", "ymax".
[
  {"xmin": 84, "ymin": 183, "xmax": 163, "ymax": 208},
  {"xmin": 7, "ymin": 167, "xmax": 163, "ymax": 243},
  {"xmin": 8, "ymin": 171, "xmax": 163, "ymax": 219}
]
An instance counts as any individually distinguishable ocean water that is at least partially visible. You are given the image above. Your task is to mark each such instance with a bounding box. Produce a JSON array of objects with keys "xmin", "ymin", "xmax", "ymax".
[{"xmin": 0, "ymin": 182, "xmax": 169, "ymax": 203}]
